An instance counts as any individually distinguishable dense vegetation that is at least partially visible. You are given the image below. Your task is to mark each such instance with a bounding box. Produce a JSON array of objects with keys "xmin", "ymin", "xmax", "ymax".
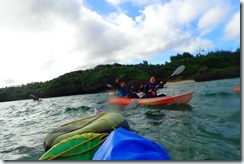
[{"xmin": 0, "ymin": 48, "xmax": 240, "ymax": 102}]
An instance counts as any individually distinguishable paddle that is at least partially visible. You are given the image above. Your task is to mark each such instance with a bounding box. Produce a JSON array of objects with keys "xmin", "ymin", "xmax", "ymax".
[
  {"xmin": 106, "ymin": 84, "xmax": 112, "ymax": 88},
  {"xmin": 106, "ymin": 84, "xmax": 117, "ymax": 95},
  {"xmin": 124, "ymin": 65, "xmax": 185, "ymax": 110},
  {"xmin": 124, "ymin": 95, "xmax": 144, "ymax": 110},
  {"xmin": 30, "ymin": 94, "xmax": 39, "ymax": 100},
  {"xmin": 136, "ymin": 92, "xmax": 145, "ymax": 98},
  {"xmin": 164, "ymin": 65, "xmax": 185, "ymax": 82}
]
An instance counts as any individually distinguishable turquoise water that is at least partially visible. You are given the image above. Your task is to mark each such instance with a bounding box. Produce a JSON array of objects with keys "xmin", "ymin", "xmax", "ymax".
[{"xmin": 0, "ymin": 78, "xmax": 241, "ymax": 160}]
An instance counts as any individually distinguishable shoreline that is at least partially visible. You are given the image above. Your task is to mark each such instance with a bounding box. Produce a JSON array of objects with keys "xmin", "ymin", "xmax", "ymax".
[{"xmin": 165, "ymin": 79, "xmax": 196, "ymax": 86}]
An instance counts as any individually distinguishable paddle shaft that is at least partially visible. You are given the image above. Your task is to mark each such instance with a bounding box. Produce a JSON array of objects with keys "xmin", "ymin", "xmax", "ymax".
[
  {"xmin": 163, "ymin": 74, "xmax": 174, "ymax": 83},
  {"xmin": 163, "ymin": 65, "xmax": 185, "ymax": 83}
]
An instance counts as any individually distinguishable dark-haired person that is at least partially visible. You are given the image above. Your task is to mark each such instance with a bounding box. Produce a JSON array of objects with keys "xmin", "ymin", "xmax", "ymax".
[
  {"xmin": 144, "ymin": 76, "xmax": 166, "ymax": 98},
  {"xmin": 117, "ymin": 81, "xmax": 139, "ymax": 98}
]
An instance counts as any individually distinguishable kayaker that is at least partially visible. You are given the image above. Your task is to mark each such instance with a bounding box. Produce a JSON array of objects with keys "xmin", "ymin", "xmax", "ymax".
[
  {"xmin": 130, "ymin": 85, "xmax": 137, "ymax": 93},
  {"xmin": 117, "ymin": 81, "xmax": 139, "ymax": 98},
  {"xmin": 138, "ymin": 84, "xmax": 145, "ymax": 93},
  {"xmin": 143, "ymin": 76, "xmax": 166, "ymax": 98},
  {"xmin": 114, "ymin": 77, "xmax": 121, "ymax": 89}
]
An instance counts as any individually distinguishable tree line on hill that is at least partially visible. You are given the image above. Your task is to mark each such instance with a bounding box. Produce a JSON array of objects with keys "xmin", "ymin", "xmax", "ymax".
[{"xmin": 0, "ymin": 48, "xmax": 240, "ymax": 102}]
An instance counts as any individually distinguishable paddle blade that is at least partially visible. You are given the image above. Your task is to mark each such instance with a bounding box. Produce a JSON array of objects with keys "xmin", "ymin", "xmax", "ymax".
[
  {"xmin": 137, "ymin": 92, "xmax": 144, "ymax": 98},
  {"xmin": 124, "ymin": 99, "xmax": 140, "ymax": 110},
  {"xmin": 171, "ymin": 65, "xmax": 185, "ymax": 76},
  {"xmin": 106, "ymin": 84, "xmax": 112, "ymax": 88},
  {"xmin": 30, "ymin": 94, "xmax": 38, "ymax": 98}
]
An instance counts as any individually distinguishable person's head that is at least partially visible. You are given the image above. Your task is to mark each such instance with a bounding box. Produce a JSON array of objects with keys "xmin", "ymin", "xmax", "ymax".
[
  {"xmin": 120, "ymin": 82, "xmax": 126, "ymax": 87},
  {"xmin": 149, "ymin": 76, "xmax": 156, "ymax": 83},
  {"xmin": 115, "ymin": 78, "xmax": 120, "ymax": 83}
]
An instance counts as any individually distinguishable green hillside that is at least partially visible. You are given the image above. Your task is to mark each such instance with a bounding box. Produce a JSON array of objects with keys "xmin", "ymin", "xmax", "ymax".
[{"xmin": 0, "ymin": 48, "xmax": 240, "ymax": 102}]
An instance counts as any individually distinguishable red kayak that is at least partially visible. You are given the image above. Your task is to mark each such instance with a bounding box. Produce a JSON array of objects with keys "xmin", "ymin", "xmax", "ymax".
[
  {"xmin": 108, "ymin": 91, "xmax": 195, "ymax": 105},
  {"xmin": 234, "ymin": 87, "xmax": 240, "ymax": 92}
]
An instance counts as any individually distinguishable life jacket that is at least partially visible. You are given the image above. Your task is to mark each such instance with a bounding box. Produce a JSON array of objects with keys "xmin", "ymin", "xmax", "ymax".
[
  {"xmin": 117, "ymin": 87, "xmax": 129, "ymax": 97},
  {"xmin": 144, "ymin": 82, "xmax": 158, "ymax": 97}
]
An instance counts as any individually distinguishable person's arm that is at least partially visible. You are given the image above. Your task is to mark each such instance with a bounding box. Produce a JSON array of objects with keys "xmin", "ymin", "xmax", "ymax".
[
  {"xmin": 144, "ymin": 83, "xmax": 150, "ymax": 94},
  {"xmin": 112, "ymin": 78, "xmax": 120, "ymax": 90},
  {"xmin": 156, "ymin": 80, "xmax": 166, "ymax": 88}
]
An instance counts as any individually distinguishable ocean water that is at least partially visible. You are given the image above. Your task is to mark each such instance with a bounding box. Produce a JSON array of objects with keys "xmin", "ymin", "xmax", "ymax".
[{"xmin": 0, "ymin": 78, "xmax": 241, "ymax": 161}]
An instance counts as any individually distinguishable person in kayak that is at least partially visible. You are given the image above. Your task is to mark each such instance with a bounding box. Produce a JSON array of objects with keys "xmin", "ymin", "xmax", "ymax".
[
  {"xmin": 117, "ymin": 81, "xmax": 139, "ymax": 98},
  {"xmin": 138, "ymin": 84, "xmax": 145, "ymax": 93},
  {"xmin": 113, "ymin": 78, "xmax": 139, "ymax": 98},
  {"xmin": 143, "ymin": 76, "xmax": 166, "ymax": 98}
]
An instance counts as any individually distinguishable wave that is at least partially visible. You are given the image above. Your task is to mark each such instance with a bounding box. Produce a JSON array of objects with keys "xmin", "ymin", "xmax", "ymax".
[
  {"xmin": 199, "ymin": 92, "xmax": 233, "ymax": 98},
  {"xmin": 64, "ymin": 105, "xmax": 91, "ymax": 112}
]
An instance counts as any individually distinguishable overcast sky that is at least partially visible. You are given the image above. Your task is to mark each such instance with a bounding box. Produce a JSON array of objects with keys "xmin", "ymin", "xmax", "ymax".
[{"xmin": 0, "ymin": 0, "xmax": 240, "ymax": 88}]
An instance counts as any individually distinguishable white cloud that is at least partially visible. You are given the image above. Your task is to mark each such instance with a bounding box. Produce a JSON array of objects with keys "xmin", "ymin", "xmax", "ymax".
[
  {"xmin": 106, "ymin": 0, "xmax": 162, "ymax": 6},
  {"xmin": 106, "ymin": 0, "xmax": 124, "ymax": 6},
  {"xmin": 74, "ymin": 8, "xmax": 132, "ymax": 64},
  {"xmin": 198, "ymin": 5, "xmax": 230, "ymax": 36},
  {"xmin": 105, "ymin": 0, "xmax": 221, "ymax": 56},
  {"xmin": 224, "ymin": 11, "xmax": 240, "ymax": 41},
  {"xmin": 0, "ymin": 0, "xmax": 82, "ymax": 87},
  {"xmin": 0, "ymin": 0, "xmax": 240, "ymax": 87}
]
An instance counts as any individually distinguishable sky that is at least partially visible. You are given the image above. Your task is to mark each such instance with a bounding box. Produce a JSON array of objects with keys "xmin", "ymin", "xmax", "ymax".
[{"xmin": 0, "ymin": 0, "xmax": 241, "ymax": 88}]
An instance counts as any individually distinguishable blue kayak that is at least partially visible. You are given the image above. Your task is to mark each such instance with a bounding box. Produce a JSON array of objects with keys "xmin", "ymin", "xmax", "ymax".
[{"xmin": 93, "ymin": 127, "xmax": 170, "ymax": 160}]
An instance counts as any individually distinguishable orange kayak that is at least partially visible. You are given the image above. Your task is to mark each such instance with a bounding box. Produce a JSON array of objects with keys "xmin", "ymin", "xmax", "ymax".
[
  {"xmin": 108, "ymin": 91, "xmax": 195, "ymax": 105},
  {"xmin": 234, "ymin": 87, "xmax": 240, "ymax": 92}
]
